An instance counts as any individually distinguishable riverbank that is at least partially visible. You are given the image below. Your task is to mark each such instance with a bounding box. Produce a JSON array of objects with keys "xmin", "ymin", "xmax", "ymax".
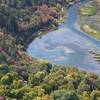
[{"xmin": 24, "ymin": 10, "xmax": 67, "ymax": 48}]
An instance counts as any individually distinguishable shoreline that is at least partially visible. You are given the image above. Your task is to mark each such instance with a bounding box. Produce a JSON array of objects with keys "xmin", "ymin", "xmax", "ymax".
[
  {"xmin": 25, "ymin": 0, "xmax": 83, "ymax": 49},
  {"xmin": 26, "ymin": 0, "xmax": 100, "ymax": 72}
]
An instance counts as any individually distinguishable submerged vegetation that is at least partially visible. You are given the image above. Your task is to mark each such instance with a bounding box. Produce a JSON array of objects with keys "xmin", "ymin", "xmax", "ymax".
[
  {"xmin": 81, "ymin": 24, "xmax": 100, "ymax": 40},
  {"xmin": 0, "ymin": 0, "xmax": 100, "ymax": 99},
  {"xmin": 79, "ymin": 5, "xmax": 97, "ymax": 16},
  {"xmin": 78, "ymin": 0, "xmax": 100, "ymax": 40}
]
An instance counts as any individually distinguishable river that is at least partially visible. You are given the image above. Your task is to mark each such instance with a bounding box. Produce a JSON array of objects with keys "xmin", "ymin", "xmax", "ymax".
[{"xmin": 27, "ymin": 0, "xmax": 100, "ymax": 74}]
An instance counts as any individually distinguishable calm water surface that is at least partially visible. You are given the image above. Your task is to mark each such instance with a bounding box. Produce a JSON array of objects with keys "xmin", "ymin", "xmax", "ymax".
[{"xmin": 27, "ymin": 0, "xmax": 100, "ymax": 73}]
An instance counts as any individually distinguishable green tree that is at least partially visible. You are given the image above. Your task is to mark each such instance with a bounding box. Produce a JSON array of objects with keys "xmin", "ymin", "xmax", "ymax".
[{"xmin": 50, "ymin": 90, "xmax": 79, "ymax": 100}]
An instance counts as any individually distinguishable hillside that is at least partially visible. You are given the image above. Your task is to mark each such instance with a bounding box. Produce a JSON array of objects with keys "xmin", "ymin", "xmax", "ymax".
[{"xmin": 0, "ymin": 0, "xmax": 100, "ymax": 100}]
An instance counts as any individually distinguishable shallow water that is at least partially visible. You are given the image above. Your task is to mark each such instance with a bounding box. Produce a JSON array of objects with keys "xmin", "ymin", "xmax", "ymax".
[{"xmin": 27, "ymin": 0, "xmax": 100, "ymax": 74}]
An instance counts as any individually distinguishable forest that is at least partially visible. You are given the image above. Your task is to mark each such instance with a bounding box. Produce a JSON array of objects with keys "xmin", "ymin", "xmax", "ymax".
[{"xmin": 0, "ymin": 0, "xmax": 100, "ymax": 100}]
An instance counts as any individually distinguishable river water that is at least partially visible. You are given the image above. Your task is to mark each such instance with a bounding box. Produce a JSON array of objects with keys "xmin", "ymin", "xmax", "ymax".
[{"xmin": 27, "ymin": 0, "xmax": 100, "ymax": 74}]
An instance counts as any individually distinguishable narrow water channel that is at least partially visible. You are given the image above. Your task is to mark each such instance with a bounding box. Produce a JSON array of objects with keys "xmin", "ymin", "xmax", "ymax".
[{"xmin": 27, "ymin": 0, "xmax": 100, "ymax": 73}]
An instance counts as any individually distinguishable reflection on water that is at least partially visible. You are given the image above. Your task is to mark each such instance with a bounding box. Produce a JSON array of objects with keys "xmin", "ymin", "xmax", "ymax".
[{"xmin": 27, "ymin": 0, "xmax": 100, "ymax": 74}]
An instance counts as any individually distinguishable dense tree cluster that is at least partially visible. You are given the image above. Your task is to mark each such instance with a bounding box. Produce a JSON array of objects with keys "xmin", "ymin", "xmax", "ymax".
[
  {"xmin": 0, "ymin": 0, "xmax": 79, "ymax": 33},
  {"xmin": 0, "ymin": 33, "xmax": 27, "ymax": 64},
  {"xmin": 0, "ymin": 63, "xmax": 100, "ymax": 100}
]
